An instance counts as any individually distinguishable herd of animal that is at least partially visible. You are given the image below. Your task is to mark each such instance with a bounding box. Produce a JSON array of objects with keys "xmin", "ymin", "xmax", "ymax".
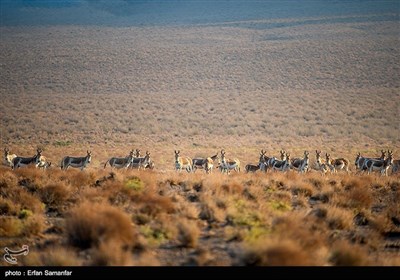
[
  {"xmin": 3, "ymin": 148, "xmax": 153, "ymax": 171},
  {"xmin": 175, "ymin": 149, "xmax": 397, "ymax": 176},
  {"xmin": 2, "ymin": 147, "xmax": 399, "ymax": 176}
]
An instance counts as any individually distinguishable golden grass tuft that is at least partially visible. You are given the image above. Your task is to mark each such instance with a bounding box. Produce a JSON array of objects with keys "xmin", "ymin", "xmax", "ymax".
[
  {"xmin": 333, "ymin": 177, "xmax": 373, "ymax": 209},
  {"xmin": 0, "ymin": 169, "xmax": 19, "ymax": 189},
  {"xmin": 22, "ymin": 247, "xmax": 82, "ymax": 266},
  {"xmin": 91, "ymin": 240, "xmax": 133, "ymax": 266},
  {"xmin": 326, "ymin": 206, "xmax": 353, "ymax": 230},
  {"xmin": 22, "ymin": 214, "xmax": 46, "ymax": 236},
  {"xmin": 177, "ymin": 220, "xmax": 200, "ymax": 248},
  {"xmin": 137, "ymin": 194, "xmax": 176, "ymax": 217},
  {"xmin": 40, "ymin": 183, "xmax": 70, "ymax": 210},
  {"xmin": 185, "ymin": 247, "xmax": 215, "ymax": 266},
  {"xmin": 329, "ymin": 242, "xmax": 371, "ymax": 266},
  {"xmin": 238, "ymin": 238, "xmax": 320, "ymax": 266},
  {"xmin": 65, "ymin": 202, "xmax": 135, "ymax": 249},
  {"xmin": 0, "ymin": 214, "xmax": 44, "ymax": 237},
  {"xmin": 290, "ymin": 182, "xmax": 314, "ymax": 197},
  {"xmin": 0, "ymin": 217, "xmax": 23, "ymax": 237},
  {"xmin": 271, "ymin": 212, "xmax": 326, "ymax": 251},
  {"xmin": 198, "ymin": 198, "xmax": 225, "ymax": 224},
  {"xmin": 0, "ymin": 197, "xmax": 19, "ymax": 216}
]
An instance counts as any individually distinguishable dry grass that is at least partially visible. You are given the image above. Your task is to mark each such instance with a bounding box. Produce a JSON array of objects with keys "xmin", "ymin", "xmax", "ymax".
[
  {"xmin": 65, "ymin": 202, "xmax": 135, "ymax": 250},
  {"xmin": 177, "ymin": 220, "xmax": 200, "ymax": 248},
  {"xmin": 238, "ymin": 238, "xmax": 322, "ymax": 266},
  {"xmin": 0, "ymin": 166, "xmax": 399, "ymax": 265},
  {"xmin": 39, "ymin": 183, "xmax": 70, "ymax": 210},
  {"xmin": 329, "ymin": 242, "xmax": 372, "ymax": 266},
  {"xmin": 91, "ymin": 240, "xmax": 134, "ymax": 266},
  {"xmin": 21, "ymin": 246, "xmax": 81, "ymax": 266}
]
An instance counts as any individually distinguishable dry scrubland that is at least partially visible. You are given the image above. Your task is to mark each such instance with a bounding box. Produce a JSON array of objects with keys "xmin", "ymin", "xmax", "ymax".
[
  {"xmin": 0, "ymin": 166, "xmax": 400, "ymax": 266},
  {"xmin": 0, "ymin": 15, "xmax": 400, "ymax": 265}
]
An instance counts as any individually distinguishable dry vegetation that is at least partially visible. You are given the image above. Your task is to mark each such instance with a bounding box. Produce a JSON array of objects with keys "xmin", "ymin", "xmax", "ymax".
[
  {"xmin": 0, "ymin": 166, "xmax": 399, "ymax": 266},
  {"xmin": 0, "ymin": 14, "xmax": 399, "ymax": 266}
]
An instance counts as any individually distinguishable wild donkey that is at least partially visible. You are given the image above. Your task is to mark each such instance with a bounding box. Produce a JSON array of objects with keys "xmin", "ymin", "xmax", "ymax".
[
  {"xmin": 272, "ymin": 152, "xmax": 291, "ymax": 172},
  {"xmin": 192, "ymin": 152, "xmax": 219, "ymax": 173},
  {"xmin": 104, "ymin": 150, "xmax": 134, "ymax": 169},
  {"xmin": 4, "ymin": 148, "xmax": 17, "ymax": 167},
  {"xmin": 391, "ymin": 159, "xmax": 400, "ymax": 175},
  {"xmin": 37, "ymin": 155, "xmax": 51, "ymax": 169},
  {"xmin": 61, "ymin": 150, "xmax": 92, "ymax": 171},
  {"xmin": 245, "ymin": 150, "xmax": 267, "ymax": 173},
  {"xmin": 174, "ymin": 150, "xmax": 193, "ymax": 173},
  {"xmin": 327, "ymin": 154, "xmax": 350, "ymax": 173},
  {"xmin": 298, "ymin": 151, "xmax": 310, "ymax": 173},
  {"xmin": 219, "ymin": 149, "xmax": 240, "ymax": 174},
  {"xmin": 291, "ymin": 151, "xmax": 310, "ymax": 173},
  {"xmin": 355, "ymin": 150, "xmax": 386, "ymax": 173},
  {"xmin": 130, "ymin": 151, "xmax": 152, "ymax": 170},
  {"xmin": 366, "ymin": 150, "xmax": 394, "ymax": 176},
  {"xmin": 265, "ymin": 150, "xmax": 286, "ymax": 171},
  {"xmin": 12, "ymin": 148, "xmax": 43, "ymax": 169},
  {"xmin": 315, "ymin": 150, "xmax": 330, "ymax": 175}
]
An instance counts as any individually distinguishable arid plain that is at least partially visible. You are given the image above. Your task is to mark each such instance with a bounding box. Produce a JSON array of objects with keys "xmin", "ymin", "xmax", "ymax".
[{"xmin": 1, "ymin": 13, "xmax": 400, "ymax": 266}]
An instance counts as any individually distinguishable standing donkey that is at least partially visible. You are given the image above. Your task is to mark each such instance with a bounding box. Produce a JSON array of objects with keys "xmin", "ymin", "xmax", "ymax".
[
  {"xmin": 61, "ymin": 150, "xmax": 92, "ymax": 171},
  {"xmin": 174, "ymin": 150, "xmax": 193, "ymax": 173}
]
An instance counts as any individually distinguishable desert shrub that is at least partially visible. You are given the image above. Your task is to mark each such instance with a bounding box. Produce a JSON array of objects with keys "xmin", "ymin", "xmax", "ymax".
[
  {"xmin": 307, "ymin": 177, "xmax": 326, "ymax": 190},
  {"xmin": 0, "ymin": 213, "xmax": 44, "ymax": 238},
  {"xmin": 185, "ymin": 247, "xmax": 215, "ymax": 266},
  {"xmin": 66, "ymin": 170, "xmax": 95, "ymax": 188},
  {"xmin": 0, "ymin": 217, "xmax": 23, "ymax": 237},
  {"xmin": 198, "ymin": 200, "xmax": 224, "ymax": 223},
  {"xmin": 329, "ymin": 242, "xmax": 370, "ymax": 266},
  {"xmin": 326, "ymin": 207, "xmax": 353, "ymax": 230},
  {"xmin": 22, "ymin": 214, "xmax": 45, "ymax": 236},
  {"xmin": 221, "ymin": 182, "xmax": 244, "ymax": 195},
  {"xmin": 341, "ymin": 177, "xmax": 364, "ymax": 191},
  {"xmin": 40, "ymin": 183, "xmax": 70, "ymax": 209},
  {"xmin": 15, "ymin": 168, "xmax": 46, "ymax": 187},
  {"xmin": 138, "ymin": 194, "xmax": 176, "ymax": 217},
  {"xmin": 269, "ymin": 200, "xmax": 292, "ymax": 212},
  {"xmin": 18, "ymin": 178, "xmax": 40, "ymax": 193},
  {"xmin": 290, "ymin": 182, "xmax": 314, "ymax": 197},
  {"xmin": 0, "ymin": 197, "xmax": 19, "ymax": 215},
  {"xmin": 139, "ymin": 224, "xmax": 169, "ymax": 246},
  {"xmin": 91, "ymin": 240, "xmax": 133, "ymax": 266},
  {"xmin": 347, "ymin": 187, "xmax": 373, "ymax": 209},
  {"xmin": 133, "ymin": 213, "xmax": 152, "ymax": 225},
  {"xmin": 40, "ymin": 247, "xmax": 81, "ymax": 266},
  {"xmin": 177, "ymin": 220, "xmax": 200, "ymax": 248},
  {"xmin": 238, "ymin": 239, "xmax": 317, "ymax": 266},
  {"xmin": 18, "ymin": 209, "xmax": 33, "ymax": 219},
  {"xmin": 16, "ymin": 190, "xmax": 44, "ymax": 214},
  {"xmin": 125, "ymin": 177, "xmax": 144, "ymax": 191},
  {"xmin": 53, "ymin": 140, "xmax": 73, "ymax": 147},
  {"xmin": 20, "ymin": 244, "xmax": 80, "ymax": 266},
  {"xmin": 65, "ymin": 202, "xmax": 135, "ymax": 249},
  {"xmin": 334, "ymin": 182, "xmax": 372, "ymax": 210},
  {"xmin": 0, "ymin": 170, "xmax": 18, "ymax": 190}
]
